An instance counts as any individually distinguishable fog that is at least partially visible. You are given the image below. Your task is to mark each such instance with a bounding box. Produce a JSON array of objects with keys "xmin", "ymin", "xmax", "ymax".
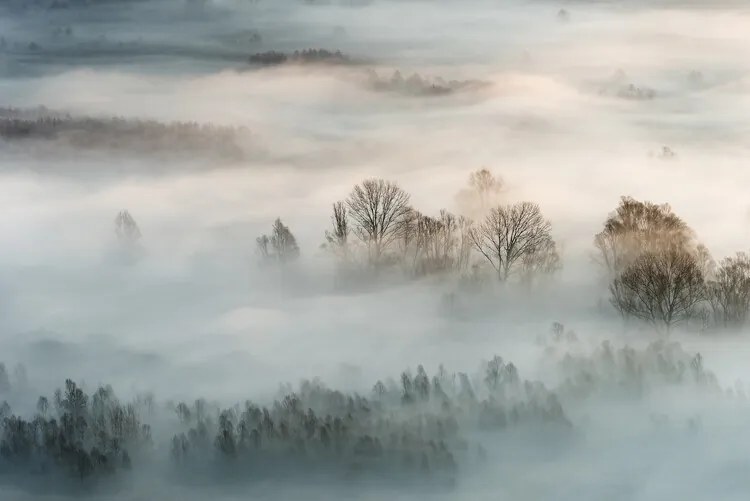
[{"xmin": 1, "ymin": 0, "xmax": 750, "ymax": 499}]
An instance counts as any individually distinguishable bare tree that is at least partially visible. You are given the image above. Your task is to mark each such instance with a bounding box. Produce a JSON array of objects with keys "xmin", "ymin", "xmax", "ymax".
[
  {"xmin": 412, "ymin": 211, "xmax": 450, "ymax": 275},
  {"xmin": 456, "ymin": 168, "xmax": 503, "ymax": 216},
  {"xmin": 520, "ymin": 237, "xmax": 561, "ymax": 285},
  {"xmin": 256, "ymin": 234, "xmax": 270, "ymax": 260},
  {"xmin": 392, "ymin": 208, "xmax": 474, "ymax": 277},
  {"xmin": 115, "ymin": 210, "xmax": 141, "ymax": 245},
  {"xmin": 469, "ymin": 168, "xmax": 503, "ymax": 208},
  {"xmin": 256, "ymin": 218, "xmax": 299, "ymax": 264},
  {"xmin": 594, "ymin": 196, "xmax": 693, "ymax": 277},
  {"xmin": 610, "ymin": 249, "xmax": 706, "ymax": 331},
  {"xmin": 270, "ymin": 218, "xmax": 299, "ymax": 263},
  {"xmin": 323, "ymin": 201, "xmax": 349, "ymax": 259},
  {"xmin": 695, "ymin": 243, "xmax": 716, "ymax": 281},
  {"xmin": 455, "ymin": 215, "xmax": 474, "ymax": 273},
  {"xmin": 422, "ymin": 210, "xmax": 471, "ymax": 275},
  {"xmin": 346, "ymin": 178, "xmax": 411, "ymax": 266},
  {"xmin": 469, "ymin": 202, "xmax": 556, "ymax": 281},
  {"xmin": 708, "ymin": 252, "xmax": 750, "ymax": 328},
  {"xmin": 396, "ymin": 207, "xmax": 421, "ymax": 267}
]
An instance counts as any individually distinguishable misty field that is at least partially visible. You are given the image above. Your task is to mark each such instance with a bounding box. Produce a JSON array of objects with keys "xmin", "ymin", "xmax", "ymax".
[{"xmin": 1, "ymin": 0, "xmax": 750, "ymax": 500}]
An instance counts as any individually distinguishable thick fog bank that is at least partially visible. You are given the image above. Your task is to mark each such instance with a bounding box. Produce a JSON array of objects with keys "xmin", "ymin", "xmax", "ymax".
[{"xmin": 1, "ymin": 0, "xmax": 750, "ymax": 499}]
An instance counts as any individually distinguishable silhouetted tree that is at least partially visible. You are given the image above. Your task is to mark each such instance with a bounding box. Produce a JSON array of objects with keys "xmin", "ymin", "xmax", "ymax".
[
  {"xmin": 36, "ymin": 396, "xmax": 49, "ymax": 417},
  {"xmin": 324, "ymin": 201, "xmax": 350, "ymax": 260},
  {"xmin": 708, "ymin": 252, "xmax": 750, "ymax": 328},
  {"xmin": 115, "ymin": 210, "xmax": 141, "ymax": 245},
  {"xmin": 270, "ymin": 218, "xmax": 300, "ymax": 263},
  {"xmin": 256, "ymin": 218, "xmax": 300, "ymax": 264},
  {"xmin": 611, "ymin": 248, "xmax": 707, "ymax": 331},
  {"xmin": 346, "ymin": 179, "xmax": 411, "ymax": 266},
  {"xmin": 455, "ymin": 168, "xmax": 503, "ymax": 217},
  {"xmin": 469, "ymin": 202, "xmax": 556, "ymax": 281},
  {"xmin": 468, "ymin": 169, "xmax": 503, "ymax": 209},
  {"xmin": 520, "ymin": 236, "xmax": 561, "ymax": 285},
  {"xmin": 594, "ymin": 196, "xmax": 693, "ymax": 277},
  {"xmin": 597, "ymin": 197, "xmax": 714, "ymax": 330},
  {"xmin": 256, "ymin": 234, "xmax": 271, "ymax": 260}
]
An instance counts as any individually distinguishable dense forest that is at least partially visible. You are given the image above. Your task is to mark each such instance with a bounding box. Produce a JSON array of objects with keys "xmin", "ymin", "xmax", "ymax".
[{"xmin": 0, "ymin": 335, "xmax": 728, "ymax": 488}]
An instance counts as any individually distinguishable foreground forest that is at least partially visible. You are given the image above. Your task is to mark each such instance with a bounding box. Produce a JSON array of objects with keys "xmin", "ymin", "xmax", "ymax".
[
  {"xmin": 1, "ymin": 0, "xmax": 750, "ymax": 499},
  {"xmin": 0, "ymin": 335, "xmax": 734, "ymax": 491}
]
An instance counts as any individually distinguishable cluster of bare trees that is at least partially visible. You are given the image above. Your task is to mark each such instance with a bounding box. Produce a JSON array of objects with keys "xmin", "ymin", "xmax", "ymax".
[
  {"xmin": 118, "ymin": 180, "xmax": 748, "ymax": 336},
  {"xmin": 256, "ymin": 169, "xmax": 559, "ymax": 287},
  {"xmin": 596, "ymin": 197, "xmax": 750, "ymax": 332},
  {"xmin": 318, "ymin": 171, "xmax": 559, "ymax": 284}
]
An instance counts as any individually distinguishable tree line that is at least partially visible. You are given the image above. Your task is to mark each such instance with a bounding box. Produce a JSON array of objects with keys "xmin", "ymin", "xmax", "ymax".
[
  {"xmin": 1, "ymin": 331, "xmax": 732, "ymax": 489},
  {"xmin": 365, "ymin": 69, "xmax": 489, "ymax": 97},
  {"xmin": 248, "ymin": 49, "xmax": 352, "ymax": 66},
  {"xmin": 253, "ymin": 171, "xmax": 750, "ymax": 333},
  {"xmin": 258, "ymin": 169, "xmax": 561, "ymax": 287},
  {"xmin": 0, "ymin": 107, "xmax": 248, "ymax": 160},
  {"xmin": 0, "ymin": 353, "xmax": 570, "ymax": 487}
]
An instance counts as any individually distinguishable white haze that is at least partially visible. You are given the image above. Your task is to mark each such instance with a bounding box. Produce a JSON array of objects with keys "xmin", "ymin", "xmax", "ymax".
[{"xmin": 1, "ymin": 0, "xmax": 750, "ymax": 499}]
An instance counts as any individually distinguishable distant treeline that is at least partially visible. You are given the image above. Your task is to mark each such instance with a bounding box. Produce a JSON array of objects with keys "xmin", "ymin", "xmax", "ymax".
[
  {"xmin": 366, "ymin": 69, "xmax": 490, "ymax": 97},
  {"xmin": 249, "ymin": 49, "xmax": 353, "ymax": 66},
  {"xmin": 0, "ymin": 107, "xmax": 249, "ymax": 160}
]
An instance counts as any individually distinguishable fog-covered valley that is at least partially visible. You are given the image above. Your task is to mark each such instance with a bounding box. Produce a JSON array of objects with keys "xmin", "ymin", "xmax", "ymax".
[{"xmin": 1, "ymin": 0, "xmax": 750, "ymax": 499}]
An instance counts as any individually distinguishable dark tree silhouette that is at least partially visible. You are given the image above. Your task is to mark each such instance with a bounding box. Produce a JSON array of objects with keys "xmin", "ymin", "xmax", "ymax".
[
  {"xmin": 270, "ymin": 219, "xmax": 299, "ymax": 263},
  {"xmin": 346, "ymin": 179, "xmax": 411, "ymax": 266},
  {"xmin": 708, "ymin": 252, "xmax": 750, "ymax": 328},
  {"xmin": 323, "ymin": 201, "xmax": 350, "ymax": 260},
  {"xmin": 256, "ymin": 218, "xmax": 300, "ymax": 264},
  {"xmin": 610, "ymin": 249, "xmax": 707, "ymax": 331},
  {"xmin": 469, "ymin": 202, "xmax": 557, "ymax": 282},
  {"xmin": 0, "ymin": 107, "xmax": 246, "ymax": 160},
  {"xmin": 597, "ymin": 197, "xmax": 713, "ymax": 330}
]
